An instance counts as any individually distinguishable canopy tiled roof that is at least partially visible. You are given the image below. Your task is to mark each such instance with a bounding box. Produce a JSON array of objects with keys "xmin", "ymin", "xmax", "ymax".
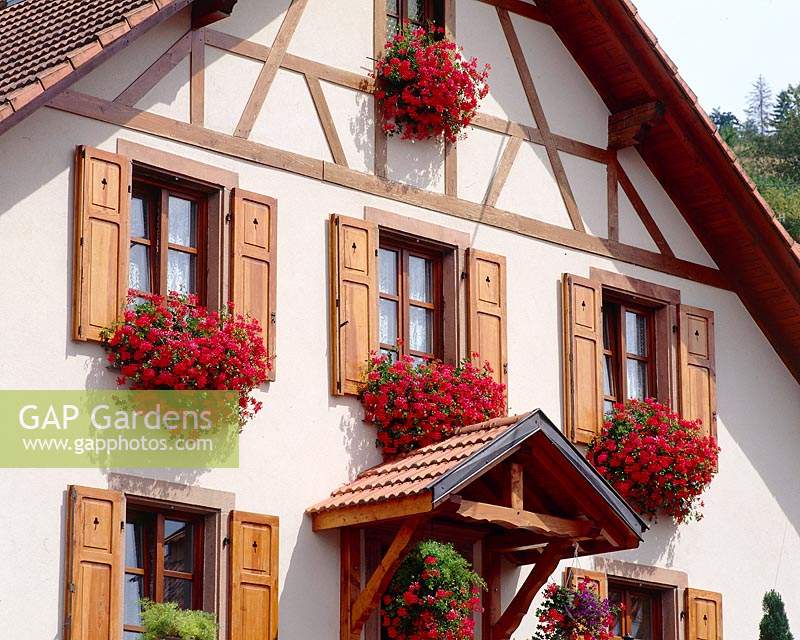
[{"xmin": 307, "ymin": 415, "xmax": 523, "ymax": 514}]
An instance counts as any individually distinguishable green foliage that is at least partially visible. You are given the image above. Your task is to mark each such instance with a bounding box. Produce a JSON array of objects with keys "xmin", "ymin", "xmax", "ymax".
[
  {"xmin": 711, "ymin": 77, "xmax": 800, "ymax": 240},
  {"xmin": 140, "ymin": 600, "xmax": 218, "ymax": 640},
  {"xmin": 759, "ymin": 590, "xmax": 793, "ymax": 640}
]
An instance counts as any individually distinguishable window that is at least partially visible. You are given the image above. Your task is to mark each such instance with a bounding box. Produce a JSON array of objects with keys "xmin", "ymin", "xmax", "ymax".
[
  {"xmin": 123, "ymin": 504, "xmax": 206, "ymax": 639},
  {"xmin": 129, "ymin": 175, "xmax": 207, "ymax": 301},
  {"xmin": 385, "ymin": 0, "xmax": 444, "ymax": 35},
  {"xmin": 609, "ymin": 583, "xmax": 663, "ymax": 640},
  {"xmin": 602, "ymin": 299, "xmax": 656, "ymax": 413},
  {"xmin": 378, "ymin": 236, "xmax": 443, "ymax": 364}
]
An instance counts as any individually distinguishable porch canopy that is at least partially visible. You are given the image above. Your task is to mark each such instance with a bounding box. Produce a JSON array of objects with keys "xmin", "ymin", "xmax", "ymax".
[{"xmin": 307, "ymin": 409, "xmax": 647, "ymax": 640}]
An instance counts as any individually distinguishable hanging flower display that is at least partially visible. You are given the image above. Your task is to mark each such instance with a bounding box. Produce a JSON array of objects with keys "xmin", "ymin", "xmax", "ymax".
[
  {"xmin": 382, "ymin": 540, "xmax": 485, "ymax": 640},
  {"xmin": 360, "ymin": 353, "xmax": 506, "ymax": 456},
  {"xmin": 373, "ymin": 24, "xmax": 490, "ymax": 142},
  {"xmin": 101, "ymin": 291, "xmax": 271, "ymax": 425},
  {"xmin": 586, "ymin": 398, "xmax": 720, "ymax": 524},
  {"xmin": 533, "ymin": 579, "xmax": 619, "ymax": 640}
]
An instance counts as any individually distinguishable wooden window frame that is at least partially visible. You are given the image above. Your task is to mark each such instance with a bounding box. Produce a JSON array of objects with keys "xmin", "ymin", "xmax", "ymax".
[
  {"xmin": 366, "ymin": 207, "xmax": 469, "ymax": 365},
  {"xmin": 130, "ymin": 175, "xmax": 209, "ymax": 304},
  {"xmin": 386, "ymin": 0, "xmax": 444, "ymax": 32},
  {"xmin": 608, "ymin": 580, "xmax": 664, "ymax": 640},
  {"xmin": 589, "ymin": 268, "xmax": 680, "ymax": 409},
  {"xmin": 123, "ymin": 500, "xmax": 207, "ymax": 637}
]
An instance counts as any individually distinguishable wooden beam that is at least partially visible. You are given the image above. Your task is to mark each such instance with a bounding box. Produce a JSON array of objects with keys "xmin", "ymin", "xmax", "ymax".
[
  {"xmin": 485, "ymin": 136, "xmax": 522, "ymax": 207},
  {"xmin": 190, "ymin": 28, "xmax": 205, "ymax": 126},
  {"xmin": 340, "ymin": 528, "xmax": 361, "ymax": 640},
  {"xmin": 373, "ymin": 0, "xmax": 388, "ymax": 178},
  {"xmin": 476, "ymin": 0, "xmax": 550, "ymax": 24},
  {"xmin": 306, "ymin": 73, "xmax": 348, "ymax": 166},
  {"xmin": 115, "ymin": 31, "xmax": 191, "ymax": 106},
  {"xmin": 508, "ymin": 462, "xmax": 524, "ymax": 511},
  {"xmin": 48, "ymin": 91, "xmax": 730, "ymax": 290},
  {"xmin": 492, "ymin": 541, "xmax": 571, "ymax": 640},
  {"xmin": 311, "ymin": 493, "xmax": 433, "ymax": 531},
  {"xmin": 608, "ymin": 101, "xmax": 665, "ymax": 150},
  {"xmin": 444, "ymin": 0, "xmax": 457, "ymax": 197},
  {"xmin": 482, "ymin": 547, "xmax": 502, "ymax": 640},
  {"xmin": 350, "ymin": 517, "xmax": 423, "ymax": 634},
  {"xmin": 607, "ymin": 150, "xmax": 619, "ymax": 241},
  {"xmin": 616, "ymin": 159, "xmax": 675, "ymax": 257},
  {"xmin": 496, "ymin": 7, "xmax": 584, "ymax": 232},
  {"xmin": 450, "ymin": 498, "xmax": 597, "ymax": 538},
  {"xmin": 234, "ymin": 0, "xmax": 308, "ymax": 138}
]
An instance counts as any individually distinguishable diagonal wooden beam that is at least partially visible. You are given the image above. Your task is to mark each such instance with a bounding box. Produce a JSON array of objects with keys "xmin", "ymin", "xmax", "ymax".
[
  {"xmin": 496, "ymin": 7, "xmax": 584, "ymax": 232},
  {"xmin": 492, "ymin": 540, "xmax": 571, "ymax": 640},
  {"xmin": 485, "ymin": 136, "xmax": 522, "ymax": 207},
  {"xmin": 234, "ymin": 0, "xmax": 309, "ymax": 138},
  {"xmin": 115, "ymin": 30, "xmax": 191, "ymax": 106},
  {"xmin": 607, "ymin": 150, "xmax": 619, "ymax": 241},
  {"xmin": 450, "ymin": 498, "xmax": 598, "ymax": 538},
  {"xmin": 305, "ymin": 73, "xmax": 348, "ymax": 167},
  {"xmin": 350, "ymin": 516, "xmax": 424, "ymax": 635},
  {"xmin": 190, "ymin": 28, "xmax": 205, "ymax": 126},
  {"xmin": 616, "ymin": 159, "xmax": 675, "ymax": 257}
]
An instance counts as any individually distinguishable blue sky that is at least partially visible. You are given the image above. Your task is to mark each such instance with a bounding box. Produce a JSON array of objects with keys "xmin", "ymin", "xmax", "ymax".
[{"xmin": 632, "ymin": 0, "xmax": 800, "ymax": 119}]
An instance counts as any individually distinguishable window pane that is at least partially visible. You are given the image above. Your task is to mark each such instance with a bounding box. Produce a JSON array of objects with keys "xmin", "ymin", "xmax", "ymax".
[
  {"xmin": 629, "ymin": 594, "xmax": 653, "ymax": 640},
  {"xmin": 602, "ymin": 309, "xmax": 612, "ymax": 350},
  {"xmin": 408, "ymin": 0, "xmax": 426, "ymax": 22},
  {"xmin": 603, "ymin": 354, "xmax": 614, "ymax": 397},
  {"xmin": 168, "ymin": 250, "xmax": 197, "ymax": 295},
  {"xmin": 379, "ymin": 248, "xmax": 398, "ymax": 295},
  {"xmin": 124, "ymin": 574, "xmax": 145, "ymax": 627},
  {"xmin": 627, "ymin": 359, "xmax": 648, "ymax": 400},
  {"xmin": 387, "ymin": 15, "xmax": 399, "ymax": 35},
  {"xmin": 379, "ymin": 299, "xmax": 398, "ymax": 346},
  {"xmin": 168, "ymin": 196, "xmax": 198, "ymax": 247},
  {"xmin": 409, "ymin": 306, "xmax": 433, "ymax": 353},
  {"xmin": 131, "ymin": 196, "xmax": 148, "ymax": 239},
  {"xmin": 129, "ymin": 244, "xmax": 151, "ymax": 293},
  {"xmin": 408, "ymin": 256, "xmax": 432, "ymax": 303},
  {"xmin": 124, "ymin": 632, "xmax": 144, "ymax": 640},
  {"xmin": 125, "ymin": 513, "xmax": 150, "ymax": 568},
  {"xmin": 411, "ymin": 355, "xmax": 427, "ymax": 367},
  {"xmin": 164, "ymin": 519, "xmax": 194, "ymax": 573},
  {"xmin": 385, "ymin": 0, "xmax": 398, "ymax": 15},
  {"xmin": 625, "ymin": 311, "xmax": 648, "ymax": 356},
  {"xmin": 163, "ymin": 577, "xmax": 192, "ymax": 609},
  {"xmin": 609, "ymin": 591, "xmax": 623, "ymax": 637},
  {"xmin": 380, "ymin": 348, "xmax": 398, "ymax": 362},
  {"xmin": 604, "ymin": 399, "xmax": 614, "ymax": 415}
]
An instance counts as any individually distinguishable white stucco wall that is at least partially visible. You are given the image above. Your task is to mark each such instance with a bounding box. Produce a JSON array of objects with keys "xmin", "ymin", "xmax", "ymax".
[{"xmin": 0, "ymin": 1, "xmax": 796, "ymax": 640}]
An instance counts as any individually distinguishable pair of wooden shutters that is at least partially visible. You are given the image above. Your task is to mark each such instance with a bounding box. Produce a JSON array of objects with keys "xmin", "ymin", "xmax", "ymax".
[
  {"xmin": 64, "ymin": 486, "xmax": 279, "ymax": 640},
  {"xmin": 72, "ymin": 146, "xmax": 277, "ymax": 376},
  {"xmin": 563, "ymin": 569, "xmax": 723, "ymax": 640},
  {"xmin": 329, "ymin": 214, "xmax": 508, "ymax": 395},
  {"xmin": 562, "ymin": 273, "xmax": 716, "ymax": 443}
]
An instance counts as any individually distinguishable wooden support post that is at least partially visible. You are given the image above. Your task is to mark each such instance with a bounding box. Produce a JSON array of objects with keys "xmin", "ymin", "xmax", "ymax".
[
  {"xmin": 349, "ymin": 517, "xmax": 423, "ymax": 636},
  {"xmin": 508, "ymin": 462, "xmax": 524, "ymax": 511},
  {"xmin": 607, "ymin": 151, "xmax": 619, "ymax": 241},
  {"xmin": 190, "ymin": 28, "xmax": 205, "ymax": 126},
  {"xmin": 482, "ymin": 547, "xmax": 502, "ymax": 640},
  {"xmin": 340, "ymin": 528, "xmax": 362, "ymax": 640},
  {"xmin": 492, "ymin": 540, "xmax": 571, "ymax": 640}
]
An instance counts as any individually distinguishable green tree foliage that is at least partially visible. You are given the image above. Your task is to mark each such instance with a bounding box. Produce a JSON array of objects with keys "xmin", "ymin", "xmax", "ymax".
[
  {"xmin": 759, "ymin": 590, "xmax": 793, "ymax": 640},
  {"xmin": 711, "ymin": 77, "xmax": 800, "ymax": 240}
]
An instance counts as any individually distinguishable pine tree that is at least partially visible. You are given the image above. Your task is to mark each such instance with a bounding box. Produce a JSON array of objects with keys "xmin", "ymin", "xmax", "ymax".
[
  {"xmin": 759, "ymin": 590, "xmax": 793, "ymax": 640},
  {"xmin": 746, "ymin": 75, "xmax": 774, "ymax": 135}
]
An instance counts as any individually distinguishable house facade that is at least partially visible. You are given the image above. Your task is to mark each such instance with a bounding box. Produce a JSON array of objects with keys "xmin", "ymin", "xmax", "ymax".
[{"xmin": 0, "ymin": 1, "xmax": 798, "ymax": 640}]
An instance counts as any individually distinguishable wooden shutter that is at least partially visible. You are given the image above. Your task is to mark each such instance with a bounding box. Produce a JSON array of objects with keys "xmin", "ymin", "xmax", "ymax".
[
  {"xmin": 467, "ymin": 249, "xmax": 508, "ymax": 386},
  {"xmin": 685, "ymin": 589, "xmax": 722, "ymax": 640},
  {"xmin": 64, "ymin": 485, "xmax": 124, "ymax": 640},
  {"xmin": 563, "ymin": 568, "xmax": 608, "ymax": 600},
  {"xmin": 678, "ymin": 306, "xmax": 716, "ymax": 436},
  {"xmin": 229, "ymin": 511, "xmax": 279, "ymax": 640},
  {"xmin": 72, "ymin": 146, "xmax": 131, "ymax": 342},
  {"xmin": 231, "ymin": 188, "xmax": 277, "ymax": 380},
  {"xmin": 329, "ymin": 214, "xmax": 378, "ymax": 395},
  {"xmin": 562, "ymin": 274, "xmax": 604, "ymax": 444}
]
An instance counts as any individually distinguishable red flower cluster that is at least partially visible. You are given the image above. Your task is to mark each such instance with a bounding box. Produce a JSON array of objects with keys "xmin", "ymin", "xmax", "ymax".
[
  {"xmin": 360, "ymin": 353, "xmax": 506, "ymax": 456},
  {"xmin": 102, "ymin": 291, "xmax": 271, "ymax": 425},
  {"xmin": 534, "ymin": 579, "xmax": 619, "ymax": 640},
  {"xmin": 383, "ymin": 540, "xmax": 484, "ymax": 640},
  {"xmin": 586, "ymin": 398, "xmax": 720, "ymax": 523},
  {"xmin": 373, "ymin": 24, "xmax": 490, "ymax": 142}
]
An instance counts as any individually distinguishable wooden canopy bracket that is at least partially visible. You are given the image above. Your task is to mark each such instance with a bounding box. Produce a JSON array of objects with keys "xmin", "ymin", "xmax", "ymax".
[
  {"xmin": 345, "ymin": 516, "xmax": 425, "ymax": 638},
  {"xmin": 608, "ymin": 101, "xmax": 665, "ymax": 149},
  {"xmin": 491, "ymin": 540, "xmax": 572, "ymax": 640}
]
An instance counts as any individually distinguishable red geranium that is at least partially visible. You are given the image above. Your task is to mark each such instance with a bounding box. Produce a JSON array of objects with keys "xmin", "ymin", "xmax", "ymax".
[
  {"xmin": 101, "ymin": 290, "xmax": 271, "ymax": 425},
  {"xmin": 373, "ymin": 23, "xmax": 490, "ymax": 142},
  {"xmin": 586, "ymin": 398, "xmax": 720, "ymax": 523},
  {"xmin": 360, "ymin": 353, "xmax": 506, "ymax": 456}
]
